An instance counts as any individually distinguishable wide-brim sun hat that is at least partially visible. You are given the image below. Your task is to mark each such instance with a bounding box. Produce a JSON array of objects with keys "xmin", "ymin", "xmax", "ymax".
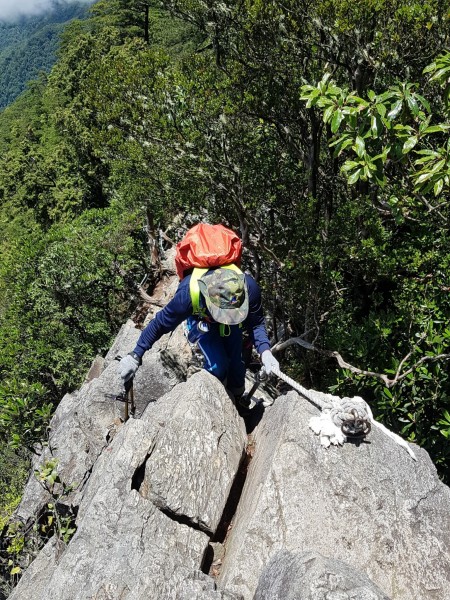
[{"xmin": 198, "ymin": 267, "xmax": 249, "ymax": 325}]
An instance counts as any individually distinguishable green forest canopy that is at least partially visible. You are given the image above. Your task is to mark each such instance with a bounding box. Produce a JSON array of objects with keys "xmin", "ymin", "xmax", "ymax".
[{"xmin": 0, "ymin": 0, "xmax": 449, "ymax": 543}]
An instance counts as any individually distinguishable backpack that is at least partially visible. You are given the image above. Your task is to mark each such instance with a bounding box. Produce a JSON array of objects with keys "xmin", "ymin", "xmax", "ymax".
[{"xmin": 175, "ymin": 223, "xmax": 242, "ymax": 280}]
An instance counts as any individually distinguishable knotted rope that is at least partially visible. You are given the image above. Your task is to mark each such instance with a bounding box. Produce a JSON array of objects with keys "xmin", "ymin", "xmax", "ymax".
[{"xmin": 270, "ymin": 365, "xmax": 416, "ymax": 461}]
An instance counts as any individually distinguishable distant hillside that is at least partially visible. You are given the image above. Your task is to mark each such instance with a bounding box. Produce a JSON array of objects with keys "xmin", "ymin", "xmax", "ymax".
[{"xmin": 0, "ymin": 1, "xmax": 91, "ymax": 110}]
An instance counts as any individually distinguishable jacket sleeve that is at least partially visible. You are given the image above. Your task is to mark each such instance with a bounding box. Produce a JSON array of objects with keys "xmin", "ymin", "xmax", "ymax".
[
  {"xmin": 133, "ymin": 277, "xmax": 192, "ymax": 358},
  {"xmin": 244, "ymin": 275, "xmax": 271, "ymax": 355}
]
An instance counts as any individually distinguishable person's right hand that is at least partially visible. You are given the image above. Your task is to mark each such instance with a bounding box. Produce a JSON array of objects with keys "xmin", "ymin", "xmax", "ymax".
[
  {"xmin": 261, "ymin": 350, "xmax": 279, "ymax": 376},
  {"xmin": 118, "ymin": 352, "xmax": 141, "ymax": 382}
]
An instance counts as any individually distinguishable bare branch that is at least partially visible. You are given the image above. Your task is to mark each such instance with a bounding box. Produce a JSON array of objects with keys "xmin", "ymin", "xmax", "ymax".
[
  {"xmin": 272, "ymin": 336, "xmax": 450, "ymax": 388},
  {"xmin": 138, "ymin": 286, "xmax": 164, "ymax": 306},
  {"xmin": 159, "ymin": 229, "xmax": 176, "ymax": 246},
  {"xmin": 394, "ymin": 354, "xmax": 450, "ymax": 384},
  {"xmin": 419, "ymin": 195, "xmax": 448, "ymax": 223}
]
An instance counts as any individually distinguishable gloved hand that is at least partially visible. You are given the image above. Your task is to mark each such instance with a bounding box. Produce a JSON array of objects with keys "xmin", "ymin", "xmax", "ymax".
[
  {"xmin": 261, "ymin": 350, "xmax": 279, "ymax": 376},
  {"xmin": 118, "ymin": 352, "xmax": 141, "ymax": 383}
]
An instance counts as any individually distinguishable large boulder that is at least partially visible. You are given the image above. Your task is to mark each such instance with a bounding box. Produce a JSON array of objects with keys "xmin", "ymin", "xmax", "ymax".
[
  {"xmin": 254, "ymin": 550, "xmax": 390, "ymax": 599},
  {"xmin": 15, "ymin": 316, "xmax": 187, "ymax": 525},
  {"xmin": 218, "ymin": 390, "xmax": 450, "ymax": 600},
  {"xmin": 9, "ymin": 371, "xmax": 246, "ymax": 600}
]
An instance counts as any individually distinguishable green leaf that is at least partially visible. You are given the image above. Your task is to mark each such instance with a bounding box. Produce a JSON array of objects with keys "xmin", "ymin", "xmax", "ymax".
[
  {"xmin": 415, "ymin": 149, "xmax": 440, "ymax": 155},
  {"xmin": 354, "ymin": 136, "xmax": 365, "ymax": 158},
  {"xmin": 423, "ymin": 62, "xmax": 437, "ymax": 74},
  {"xmin": 318, "ymin": 72, "xmax": 332, "ymax": 89},
  {"xmin": 423, "ymin": 125, "xmax": 450, "ymax": 134},
  {"xmin": 429, "ymin": 159, "xmax": 446, "ymax": 174},
  {"xmin": 331, "ymin": 137, "xmax": 354, "ymax": 156},
  {"xmin": 414, "ymin": 93, "xmax": 431, "ymax": 113},
  {"xmin": 376, "ymin": 103, "xmax": 387, "ymax": 118},
  {"xmin": 370, "ymin": 114, "xmax": 383, "ymax": 137},
  {"xmin": 434, "ymin": 179, "xmax": 444, "ymax": 196},
  {"xmin": 393, "ymin": 123, "xmax": 413, "ymax": 132},
  {"xmin": 373, "ymin": 172, "xmax": 387, "ymax": 188},
  {"xmin": 415, "ymin": 172, "xmax": 434, "ymax": 185},
  {"xmin": 347, "ymin": 169, "xmax": 362, "ymax": 184},
  {"xmin": 377, "ymin": 90, "xmax": 396, "ymax": 103},
  {"xmin": 363, "ymin": 165, "xmax": 372, "ymax": 179},
  {"xmin": 387, "ymin": 100, "xmax": 402, "ymax": 120},
  {"xmin": 372, "ymin": 145, "xmax": 391, "ymax": 162},
  {"xmin": 331, "ymin": 109, "xmax": 344, "ymax": 133},
  {"xmin": 402, "ymin": 136, "xmax": 418, "ymax": 154},
  {"xmin": 304, "ymin": 89, "xmax": 320, "ymax": 108},
  {"xmin": 406, "ymin": 96, "xmax": 419, "ymax": 116},
  {"xmin": 323, "ymin": 104, "xmax": 335, "ymax": 123},
  {"xmin": 383, "ymin": 388, "xmax": 393, "ymax": 399},
  {"xmin": 300, "ymin": 84, "xmax": 316, "ymax": 95},
  {"xmin": 341, "ymin": 160, "xmax": 360, "ymax": 172},
  {"xmin": 430, "ymin": 67, "xmax": 450, "ymax": 82}
]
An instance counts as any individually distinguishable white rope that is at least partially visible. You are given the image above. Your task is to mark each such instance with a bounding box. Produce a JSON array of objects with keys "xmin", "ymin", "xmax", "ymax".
[{"xmin": 271, "ymin": 366, "xmax": 417, "ymax": 461}]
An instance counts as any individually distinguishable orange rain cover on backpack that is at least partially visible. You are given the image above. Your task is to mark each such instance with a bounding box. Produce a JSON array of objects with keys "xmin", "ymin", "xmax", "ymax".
[{"xmin": 175, "ymin": 223, "xmax": 242, "ymax": 280}]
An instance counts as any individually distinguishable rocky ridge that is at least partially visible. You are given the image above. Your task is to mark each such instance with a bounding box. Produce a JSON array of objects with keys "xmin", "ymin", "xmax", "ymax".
[{"xmin": 5, "ymin": 269, "xmax": 450, "ymax": 600}]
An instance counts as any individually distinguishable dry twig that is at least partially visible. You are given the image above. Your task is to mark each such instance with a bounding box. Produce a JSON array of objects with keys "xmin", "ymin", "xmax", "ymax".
[{"xmin": 271, "ymin": 336, "xmax": 450, "ymax": 388}]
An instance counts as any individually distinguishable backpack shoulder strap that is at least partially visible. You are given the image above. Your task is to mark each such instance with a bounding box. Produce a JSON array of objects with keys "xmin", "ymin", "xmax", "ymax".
[
  {"xmin": 220, "ymin": 264, "xmax": 243, "ymax": 275},
  {"xmin": 190, "ymin": 267, "xmax": 208, "ymax": 316}
]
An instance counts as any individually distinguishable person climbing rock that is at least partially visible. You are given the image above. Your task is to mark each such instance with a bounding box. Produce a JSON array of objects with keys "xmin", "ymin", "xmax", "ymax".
[{"xmin": 118, "ymin": 223, "xmax": 279, "ymax": 413}]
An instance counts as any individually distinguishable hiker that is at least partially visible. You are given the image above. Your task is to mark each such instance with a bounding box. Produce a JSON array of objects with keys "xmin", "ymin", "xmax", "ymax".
[{"xmin": 118, "ymin": 223, "xmax": 279, "ymax": 410}]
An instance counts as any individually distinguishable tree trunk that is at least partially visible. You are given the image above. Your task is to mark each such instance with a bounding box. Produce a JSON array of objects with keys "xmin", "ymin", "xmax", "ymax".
[{"xmin": 144, "ymin": 5, "xmax": 149, "ymax": 44}]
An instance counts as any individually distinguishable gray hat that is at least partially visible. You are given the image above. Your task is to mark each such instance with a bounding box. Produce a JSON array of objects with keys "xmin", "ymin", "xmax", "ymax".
[{"xmin": 198, "ymin": 268, "xmax": 249, "ymax": 325}]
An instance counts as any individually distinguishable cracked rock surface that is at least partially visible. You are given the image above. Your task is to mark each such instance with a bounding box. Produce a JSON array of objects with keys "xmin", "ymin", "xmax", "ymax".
[
  {"xmin": 9, "ymin": 370, "xmax": 246, "ymax": 600},
  {"xmin": 15, "ymin": 312, "xmax": 191, "ymax": 526},
  {"xmin": 254, "ymin": 550, "xmax": 391, "ymax": 599},
  {"xmin": 218, "ymin": 391, "xmax": 450, "ymax": 600}
]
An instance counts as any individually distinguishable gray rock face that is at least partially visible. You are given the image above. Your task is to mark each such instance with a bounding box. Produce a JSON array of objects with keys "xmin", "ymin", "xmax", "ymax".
[
  {"xmin": 218, "ymin": 391, "xmax": 450, "ymax": 600},
  {"xmin": 254, "ymin": 550, "xmax": 391, "ymax": 599},
  {"xmin": 15, "ymin": 315, "xmax": 190, "ymax": 525},
  {"xmin": 9, "ymin": 371, "xmax": 246, "ymax": 600}
]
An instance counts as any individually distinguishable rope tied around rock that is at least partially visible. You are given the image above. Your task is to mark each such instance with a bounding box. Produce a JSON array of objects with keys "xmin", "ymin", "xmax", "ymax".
[
  {"xmin": 270, "ymin": 366, "xmax": 370, "ymax": 435},
  {"xmin": 270, "ymin": 365, "xmax": 416, "ymax": 460}
]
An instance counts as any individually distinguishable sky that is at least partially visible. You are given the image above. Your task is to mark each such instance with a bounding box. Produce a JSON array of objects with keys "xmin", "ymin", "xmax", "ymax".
[{"xmin": 0, "ymin": 0, "xmax": 95, "ymax": 21}]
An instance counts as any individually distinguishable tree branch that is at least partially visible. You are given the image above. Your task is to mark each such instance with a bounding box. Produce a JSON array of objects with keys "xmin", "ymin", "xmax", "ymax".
[{"xmin": 271, "ymin": 336, "xmax": 450, "ymax": 388}]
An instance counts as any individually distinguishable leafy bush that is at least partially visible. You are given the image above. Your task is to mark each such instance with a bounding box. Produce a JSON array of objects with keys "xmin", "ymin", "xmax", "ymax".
[{"xmin": 0, "ymin": 206, "xmax": 145, "ymax": 455}]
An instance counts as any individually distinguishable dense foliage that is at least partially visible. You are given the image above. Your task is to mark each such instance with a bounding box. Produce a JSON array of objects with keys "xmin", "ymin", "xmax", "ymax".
[{"xmin": 1, "ymin": 3, "xmax": 450, "ymax": 589}]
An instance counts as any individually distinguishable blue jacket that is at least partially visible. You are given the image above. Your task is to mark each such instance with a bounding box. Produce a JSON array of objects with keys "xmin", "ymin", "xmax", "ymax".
[{"xmin": 133, "ymin": 273, "xmax": 271, "ymax": 358}]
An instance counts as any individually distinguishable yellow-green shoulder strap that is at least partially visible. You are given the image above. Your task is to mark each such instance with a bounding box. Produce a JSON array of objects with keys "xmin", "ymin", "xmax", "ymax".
[
  {"xmin": 221, "ymin": 264, "xmax": 243, "ymax": 275},
  {"xmin": 190, "ymin": 268, "xmax": 208, "ymax": 316},
  {"xmin": 189, "ymin": 264, "xmax": 243, "ymax": 316}
]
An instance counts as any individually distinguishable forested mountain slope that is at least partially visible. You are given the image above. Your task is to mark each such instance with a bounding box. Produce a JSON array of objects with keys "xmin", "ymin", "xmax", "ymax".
[
  {"xmin": 0, "ymin": 1, "xmax": 91, "ymax": 109},
  {"xmin": 1, "ymin": 0, "xmax": 450, "ymax": 591}
]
